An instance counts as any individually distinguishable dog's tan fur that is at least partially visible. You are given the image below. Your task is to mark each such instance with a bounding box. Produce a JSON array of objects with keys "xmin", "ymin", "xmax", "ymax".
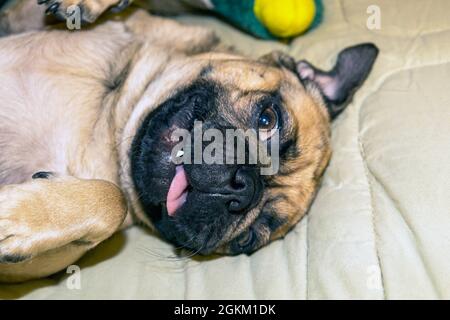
[{"xmin": 0, "ymin": 7, "xmax": 332, "ymax": 282}]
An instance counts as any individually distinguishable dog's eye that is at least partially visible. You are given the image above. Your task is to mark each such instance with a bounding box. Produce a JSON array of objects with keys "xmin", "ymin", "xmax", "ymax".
[
  {"xmin": 258, "ymin": 106, "xmax": 278, "ymax": 140},
  {"xmin": 259, "ymin": 106, "xmax": 278, "ymax": 130},
  {"xmin": 236, "ymin": 229, "xmax": 256, "ymax": 251}
]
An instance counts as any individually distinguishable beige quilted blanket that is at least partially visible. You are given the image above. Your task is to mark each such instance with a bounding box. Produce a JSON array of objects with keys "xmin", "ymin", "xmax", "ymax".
[{"xmin": 0, "ymin": 0, "xmax": 449, "ymax": 299}]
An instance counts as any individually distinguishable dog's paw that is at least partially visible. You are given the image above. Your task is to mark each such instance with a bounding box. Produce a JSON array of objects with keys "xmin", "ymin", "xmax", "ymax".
[
  {"xmin": 0, "ymin": 184, "xmax": 49, "ymax": 264},
  {"xmin": 0, "ymin": 235, "xmax": 33, "ymax": 264},
  {"xmin": 0, "ymin": 177, "xmax": 78, "ymax": 264},
  {"xmin": 37, "ymin": 0, "xmax": 127, "ymax": 24},
  {"xmin": 0, "ymin": 207, "xmax": 40, "ymax": 264}
]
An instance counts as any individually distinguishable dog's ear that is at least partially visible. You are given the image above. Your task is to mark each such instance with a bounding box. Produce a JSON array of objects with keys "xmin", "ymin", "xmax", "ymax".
[
  {"xmin": 259, "ymin": 51, "xmax": 298, "ymax": 74},
  {"xmin": 297, "ymin": 43, "xmax": 379, "ymax": 119}
]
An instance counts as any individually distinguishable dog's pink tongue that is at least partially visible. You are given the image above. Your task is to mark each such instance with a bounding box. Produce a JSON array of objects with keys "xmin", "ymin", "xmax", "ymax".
[{"xmin": 166, "ymin": 166, "xmax": 189, "ymax": 216}]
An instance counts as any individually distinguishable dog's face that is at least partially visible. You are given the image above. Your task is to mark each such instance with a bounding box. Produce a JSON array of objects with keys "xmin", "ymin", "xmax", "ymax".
[{"xmin": 130, "ymin": 44, "xmax": 378, "ymax": 255}]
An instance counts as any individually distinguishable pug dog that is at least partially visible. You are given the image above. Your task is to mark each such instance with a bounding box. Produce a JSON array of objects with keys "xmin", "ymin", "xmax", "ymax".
[{"xmin": 0, "ymin": 4, "xmax": 378, "ymax": 282}]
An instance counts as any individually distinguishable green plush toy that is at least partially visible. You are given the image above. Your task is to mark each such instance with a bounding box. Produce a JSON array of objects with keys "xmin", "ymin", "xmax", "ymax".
[{"xmin": 207, "ymin": 0, "xmax": 323, "ymax": 40}]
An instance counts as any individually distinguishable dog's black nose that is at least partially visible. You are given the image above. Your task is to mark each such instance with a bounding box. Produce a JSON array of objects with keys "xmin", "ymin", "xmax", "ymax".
[{"xmin": 184, "ymin": 164, "xmax": 263, "ymax": 214}]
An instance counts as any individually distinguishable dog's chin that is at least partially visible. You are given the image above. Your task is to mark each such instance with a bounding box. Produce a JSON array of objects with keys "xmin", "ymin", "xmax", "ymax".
[
  {"xmin": 133, "ymin": 175, "xmax": 240, "ymax": 254},
  {"xmin": 155, "ymin": 196, "xmax": 234, "ymax": 255}
]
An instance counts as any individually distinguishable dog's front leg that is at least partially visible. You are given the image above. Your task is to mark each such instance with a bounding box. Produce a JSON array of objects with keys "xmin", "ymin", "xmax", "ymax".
[
  {"xmin": 37, "ymin": 0, "xmax": 131, "ymax": 23},
  {"xmin": 0, "ymin": 173, "xmax": 127, "ymax": 283}
]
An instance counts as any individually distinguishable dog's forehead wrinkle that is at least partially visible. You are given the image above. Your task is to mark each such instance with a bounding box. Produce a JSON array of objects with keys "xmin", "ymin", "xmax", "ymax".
[
  {"xmin": 212, "ymin": 89, "xmax": 250, "ymax": 127},
  {"xmin": 208, "ymin": 60, "xmax": 283, "ymax": 92}
]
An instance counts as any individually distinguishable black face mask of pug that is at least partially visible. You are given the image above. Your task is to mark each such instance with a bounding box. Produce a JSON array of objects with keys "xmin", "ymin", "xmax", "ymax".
[{"xmin": 0, "ymin": 9, "xmax": 378, "ymax": 282}]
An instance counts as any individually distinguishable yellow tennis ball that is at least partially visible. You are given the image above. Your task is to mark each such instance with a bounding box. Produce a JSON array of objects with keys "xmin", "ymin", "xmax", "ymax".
[{"xmin": 254, "ymin": 0, "xmax": 316, "ymax": 38}]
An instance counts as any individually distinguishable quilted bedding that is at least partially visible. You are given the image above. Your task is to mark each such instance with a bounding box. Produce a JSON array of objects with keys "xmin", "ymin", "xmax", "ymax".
[{"xmin": 1, "ymin": 0, "xmax": 449, "ymax": 299}]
